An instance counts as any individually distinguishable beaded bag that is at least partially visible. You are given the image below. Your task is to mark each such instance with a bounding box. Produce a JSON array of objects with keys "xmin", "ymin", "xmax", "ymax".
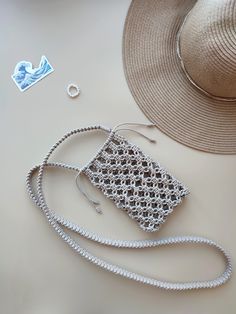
[{"xmin": 27, "ymin": 123, "xmax": 232, "ymax": 290}]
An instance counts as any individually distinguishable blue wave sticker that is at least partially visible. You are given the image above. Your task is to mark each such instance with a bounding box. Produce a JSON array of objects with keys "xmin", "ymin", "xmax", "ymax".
[{"xmin": 11, "ymin": 55, "xmax": 54, "ymax": 92}]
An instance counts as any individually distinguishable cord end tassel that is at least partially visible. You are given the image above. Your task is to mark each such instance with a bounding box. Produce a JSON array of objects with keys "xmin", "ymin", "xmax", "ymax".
[
  {"xmin": 91, "ymin": 200, "xmax": 103, "ymax": 214},
  {"xmin": 76, "ymin": 173, "xmax": 103, "ymax": 214}
]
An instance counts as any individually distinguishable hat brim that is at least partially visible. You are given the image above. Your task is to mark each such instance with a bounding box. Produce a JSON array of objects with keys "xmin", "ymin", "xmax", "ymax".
[{"xmin": 122, "ymin": 0, "xmax": 236, "ymax": 154}]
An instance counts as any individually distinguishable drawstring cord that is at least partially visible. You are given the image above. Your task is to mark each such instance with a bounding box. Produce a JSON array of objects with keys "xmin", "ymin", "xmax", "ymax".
[
  {"xmin": 114, "ymin": 128, "xmax": 156, "ymax": 143},
  {"xmin": 75, "ymin": 172, "xmax": 103, "ymax": 214},
  {"xmin": 112, "ymin": 122, "xmax": 155, "ymax": 130},
  {"xmin": 113, "ymin": 122, "xmax": 156, "ymax": 143}
]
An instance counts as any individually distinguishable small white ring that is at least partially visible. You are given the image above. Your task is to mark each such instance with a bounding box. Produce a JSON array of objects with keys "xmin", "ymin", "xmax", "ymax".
[{"xmin": 67, "ymin": 83, "xmax": 80, "ymax": 98}]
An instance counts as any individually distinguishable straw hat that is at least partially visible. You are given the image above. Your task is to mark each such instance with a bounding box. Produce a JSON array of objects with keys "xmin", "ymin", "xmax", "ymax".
[{"xmin": 123, "ymin": 0, "xmax": 236, "ymax": 154}]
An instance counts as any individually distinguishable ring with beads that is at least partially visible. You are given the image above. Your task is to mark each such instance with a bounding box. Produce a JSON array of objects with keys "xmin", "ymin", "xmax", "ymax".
[{"xmin": 66, "ymin": 83, "xmax": 80, "ymax": 98}]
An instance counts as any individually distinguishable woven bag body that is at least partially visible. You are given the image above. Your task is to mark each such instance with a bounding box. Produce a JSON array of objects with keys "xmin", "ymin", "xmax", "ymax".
[{"xmin": 83, "ymin": 133, "xmax": 188, "ymax": 232}]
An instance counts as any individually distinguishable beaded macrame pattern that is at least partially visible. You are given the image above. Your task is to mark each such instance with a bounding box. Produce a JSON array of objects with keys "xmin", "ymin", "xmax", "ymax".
[{"xmin": 84, "ymin": 132, "xmax": 189, "ymax": 232}]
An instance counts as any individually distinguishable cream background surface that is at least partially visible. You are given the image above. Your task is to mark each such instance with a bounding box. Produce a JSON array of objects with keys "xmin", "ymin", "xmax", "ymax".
[{"xmin": 1, "ymin": 1, "xmax": 236, "ymax": 313}]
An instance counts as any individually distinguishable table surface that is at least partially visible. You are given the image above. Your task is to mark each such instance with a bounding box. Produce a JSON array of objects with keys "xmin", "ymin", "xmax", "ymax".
[{"xmin": 1, "ymin": 1, "xmax": 236, "ymax": 313}]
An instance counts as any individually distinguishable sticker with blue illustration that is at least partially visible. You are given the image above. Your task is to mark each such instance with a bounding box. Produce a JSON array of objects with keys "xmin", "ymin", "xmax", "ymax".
[{"xmin": 11, "ymin": 55, "xmax": 54, "ymax": 92}]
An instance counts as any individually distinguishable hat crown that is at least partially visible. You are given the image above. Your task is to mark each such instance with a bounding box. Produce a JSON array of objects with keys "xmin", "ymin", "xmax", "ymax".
[{"xmin": 179, "ymin": 0, "xmax": 236, "ymax": 99}]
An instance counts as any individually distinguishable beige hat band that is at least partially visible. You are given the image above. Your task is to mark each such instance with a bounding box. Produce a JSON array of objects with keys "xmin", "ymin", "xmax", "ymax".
[
  {"xmin": 177, "ymin": 1, "xmax": 236, "ymax": 101},
  {"xmin": 177, "ymin": 19, "xmax": 236, "ymax": 102}
]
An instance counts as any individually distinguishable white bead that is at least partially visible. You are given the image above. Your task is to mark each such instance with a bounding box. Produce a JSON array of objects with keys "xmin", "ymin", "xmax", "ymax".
[{"xmin": 66, "ymin": 83, "xmax": 80, "ymax": 98}]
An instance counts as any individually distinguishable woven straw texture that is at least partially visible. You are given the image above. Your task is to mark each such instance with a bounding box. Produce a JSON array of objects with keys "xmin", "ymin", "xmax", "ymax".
[{"xmin": 123, "ymin": 0, "xmax": 236, "ymax": 154}]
